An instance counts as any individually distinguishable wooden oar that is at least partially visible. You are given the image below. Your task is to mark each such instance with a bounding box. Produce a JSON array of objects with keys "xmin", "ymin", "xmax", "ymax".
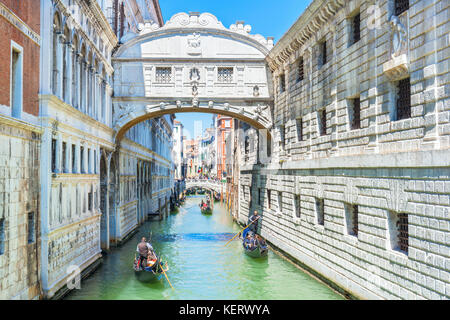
[
  {"xmin": 224, "ymin": 216, "xmax": 260, "ymax": 247},
  {"xmin": 158, "ymin": 258, "xmax": 174, "ymax": 290}
]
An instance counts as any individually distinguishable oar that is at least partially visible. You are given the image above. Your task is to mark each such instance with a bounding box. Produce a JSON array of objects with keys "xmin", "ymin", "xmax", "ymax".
[
  {"xmin": 158, "ymin": 257, "xmax": 174, "ymax": 290},
  {"xmin": 224, "ymin": 216, "xmax": 260, "ymax": 246}
]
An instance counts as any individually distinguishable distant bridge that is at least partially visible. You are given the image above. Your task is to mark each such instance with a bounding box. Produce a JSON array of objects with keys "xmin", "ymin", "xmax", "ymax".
[{"xmin": 185, "ymin": 179, "xmax": 225, "ymax": 194}]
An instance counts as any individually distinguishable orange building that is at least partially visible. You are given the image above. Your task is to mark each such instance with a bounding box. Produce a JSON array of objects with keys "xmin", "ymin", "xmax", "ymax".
[{"xmin": 216, "ymin": 115, "xmax": 233, "ymax": 180}]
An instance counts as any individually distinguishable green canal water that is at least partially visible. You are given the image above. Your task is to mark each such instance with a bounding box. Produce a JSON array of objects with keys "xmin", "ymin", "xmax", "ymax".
[{"xmin": 65, "ymin": 196, "xmax": 343, "ymax": 300}]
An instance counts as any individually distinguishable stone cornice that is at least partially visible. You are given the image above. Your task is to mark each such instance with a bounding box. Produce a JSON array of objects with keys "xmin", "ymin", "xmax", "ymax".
[{"xmin": 266, "ymin": 0, "xmax": 345, "ymax": 72}]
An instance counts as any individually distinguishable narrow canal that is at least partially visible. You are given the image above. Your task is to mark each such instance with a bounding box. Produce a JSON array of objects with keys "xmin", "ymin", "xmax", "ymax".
[{"xmin": 65, "ymin": 196, "xmax": 343, "ymax": 300}]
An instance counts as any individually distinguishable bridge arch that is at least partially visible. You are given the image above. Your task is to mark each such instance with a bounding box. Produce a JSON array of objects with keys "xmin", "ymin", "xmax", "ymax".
[{"xmin": 112, "ymin": 11, "xmax": 274, "ymax": 142}]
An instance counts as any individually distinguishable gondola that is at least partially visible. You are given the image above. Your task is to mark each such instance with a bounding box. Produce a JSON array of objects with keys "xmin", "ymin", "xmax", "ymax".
[
  {"xmin": 200, "ymin": 206, "xmax": 212, "ymax": 215},
  {"xmin": 133, "ymin": 256, "xmax": 169, "ymax": 282},
  {"xmin": 242, "ymin": 229, "xmax": 268, "ymax": 258}
]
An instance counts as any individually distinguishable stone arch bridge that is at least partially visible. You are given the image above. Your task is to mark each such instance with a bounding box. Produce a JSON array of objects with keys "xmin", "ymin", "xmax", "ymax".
[
  {"xmin": 185, "ymin": 179, "xmax": 225, "ymax": 194},
  {"xmin": 112, "ymin": 11, "xmax": 275, "ymax": 142}
]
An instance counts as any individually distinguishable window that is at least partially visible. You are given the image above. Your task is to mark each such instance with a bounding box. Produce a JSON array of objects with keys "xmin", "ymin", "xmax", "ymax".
[
  {"xmin": 350, "ymin": 98, "xmax": 361, "ymax": 130},
  {"xmin": 155, "ymin": 67, "xmax": 172, "ymax": 83},
  {"xmin": 278, "ymin": 191, "xmax": 283, "ymax": 212},
  {"xmin": 11, "ymin": 44, "xmax": 23, "ymax": 118},
  {"xmin": 345, "ymin": 204, "xmax": 358, "ymax": 236},
  {"xmin": 279, "ymin": 74, "xmax": 286, "ymax": 93},
  {"xmin": 316, "ymin": 198, "xmax": 324, "ymax": 225},
  {"xmin": 294, "ymin": 194, "xmax": 301, "ymax": 218},
  {"xmin": 72, "ymin": 144, "xmax": 76, "ymax": 173},
  {"xmin": 396, "ymin": 77, "xmax": 411, "ymax": 120},
  {"xmin": 217, "ymin": 67, "xmax": 233, "ymax": 83},
  {"xmin": 258, "ymin": 188, "xmax": 262, "ymax": 206},
  {"xmin": 52, "ymin": 139, "xmax": 57, "ymax": 173},
  {"xmin": 80, "ymin": 146, "xmax": 85, "ymax": 173},
  {"xmin": 319, "ymin": 109, "xmax": 327, "ymax": 136},
  {"xmin": 398, "ymin": 213, "xmax": 409, "ymax": 253},
  {"xmin": 88, "ymin": 186, "xmax": 93, "ymax": 211},
  {"xmin": 395, "ymin": 0, "xmax": 409, "ymax": 16},
  {"xmin": 0, "ymin": 218, "xmax": 4, "ymax": 255},
  {"xmin": 387, "ymin": 211, "xmax": 408, "ymax": 254},
  {"xmin": 88, "ymin": 148, "xmax": 91, "ymax": 173},
  {"xmin": 280, "ymin": 125, "xmax": 285, "ymax": 150},
  {"xmin": 296, "ymin": 118, "xmax": 303, "ymax": 141},
  {"xmin": 62, "ymin": 142, "xmax": 67, "ymax": 173},
  {"xmin": 351, "ymin": 13, "xmax": 361, "ymax": 45},
  {"xmin": 297, "ymin": 57, "xmax": 304, "ymax": 82},
  {"xmin": 267, "ymin": 190, "xmax": 272, "ymax": 209},
  {"xmin": 320, "ymin": 40, "xmax": 327, "ymax": 66},
  {"xmin": 27, "ymin": 212, "xmax": 35, "ymax": 244}
]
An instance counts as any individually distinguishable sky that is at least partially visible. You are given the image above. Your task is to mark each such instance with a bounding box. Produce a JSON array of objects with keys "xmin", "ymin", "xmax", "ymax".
[{"xmin": 160, "ymin": 0, "xmax": 312, "ymax": 138}]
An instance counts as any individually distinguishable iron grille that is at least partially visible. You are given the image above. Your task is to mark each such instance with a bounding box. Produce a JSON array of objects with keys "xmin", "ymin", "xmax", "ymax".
[
  {"xmin": 0, "ymin": 218, "xmax": 4, "ymax": 255},
  {"xmin": 218, "ymin": 67, "xmax": 233, "ymax": 83},
  {"xmin": 295, "ymin": 195, "xmax": 301, "ymax": 218},
  {"xmin": 72, "ymin": 144, "xmax": 76, "ymax": 172},
  {"xmin": 320, "ymin": 109, "xmax": 327, "ymax": 135},
  {"xmin": 267, "ymin": 190, "xmax": 272, "ymax": 209},
  {"xmin": 352, "ymin": 13, "xmax": 361, "ymax": 44},
  {"xmin": 27, "ymin": 212, "xmax": 35, "ymax": 244},
  {"xmin": 298, "ymin": 58, "xmax": 304, "ymax": 82},
  {"xmin": 119, "ymin": 2, "xmax": 125, "ymax": 38},
  {"xmin": 395, "ymin": 0, "xmax": 409, "ymax": 16},
  {"xmin": 352, "ymin": 98, "xmax": 361, "ymax": 129},
  {"xmin": 155, "ymin": 67, "xmax": 172, "ymax": 83},
  {"xmin": 397, "ymin": 78, "xmax": 411, "ymax": 120},
  {"xmin": 352, "ymin": 205, "xmax": 359, "ymax": 236},
  {"xmin": 398, "ymin": 213, "xmax": 409, "ymax": 253}
]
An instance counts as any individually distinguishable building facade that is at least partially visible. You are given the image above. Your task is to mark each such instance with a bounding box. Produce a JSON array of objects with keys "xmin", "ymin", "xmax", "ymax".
[
  {"xmin": 0, "ymin": 0, "xmax": 42, "ymax": 300},
  {"xmin": 236, "ymin": 0, "xmax": 450, "ymax": 299}
]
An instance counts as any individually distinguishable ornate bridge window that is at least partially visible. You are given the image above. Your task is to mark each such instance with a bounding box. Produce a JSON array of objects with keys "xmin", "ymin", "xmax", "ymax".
[
  {"xmin": 395, "ymin": 0, "xmax": 409, "ymax": 16},
  {"xmin": 217, "ymin": 67, "xmax": 233, "ymax": 83},
  {"xmin": 155, "ymin": 67, "xmax": 172, "ymax": 83}
]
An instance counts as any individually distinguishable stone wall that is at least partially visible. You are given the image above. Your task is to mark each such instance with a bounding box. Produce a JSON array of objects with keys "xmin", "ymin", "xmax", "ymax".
[
  {"xmin": 237, "ymin": 0, "xmax": 450, "ymax": 300},
  {"xmin": 0, "ymin": 120, "xmax": 41, "ymax": 300}
]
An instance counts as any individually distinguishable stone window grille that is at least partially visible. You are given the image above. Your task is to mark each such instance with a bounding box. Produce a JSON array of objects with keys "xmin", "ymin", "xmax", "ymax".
[
  {"xmin": 351, "ymin": 13, "xmax": 361, "ymax": 45},
  {"xmin": 267, "ymin": 190, "xmax": 272, "ymax": 209},
  {"xmin": 155, "ymin": 67, "xmax": 172, "ymax": 83},
  {"xmin": 217, "ymin": 67, "xmax": 233, "ymax": 83},
  {"xmin": 0, "ymin": 218, "xmax": 4, "ymax": 255},
  {"xmin": 316, "ymin": 198, "xmax": 325, "ymax": 225},
  {"xmin": 396, "ymin": 77, "xmax": 411, "ymax": 120},
  {"xmin": 395, "ymin": 0, "xmax": 409, "ymax": 16},
  {"xmin": 351, "ymin": 98, "xmax": 361, "ymax": 130},
  {"xmin": 27, "ymin": 212, "xmax": 35, "ymax": 244},
  {"xmin": 398, "ymin": 213, "xmax": 409, "ymax": 253},
  {"xmin": 296, "ymin": 118, "xmax": 303, "ymax": 141},
  {"xmin": 279, "ymin": 74, "xmax": 286, "ymax": 93},
  {"xmin": 297, "ymin": 57, "xmax": 304, "ymax": 82},
  {"xmin": 51, "ymin": 139, "xmax": 57, "ymax": 173},
  {"xmin": 319, "ymin": 109, "xmax": 327, "ymax": 136}
]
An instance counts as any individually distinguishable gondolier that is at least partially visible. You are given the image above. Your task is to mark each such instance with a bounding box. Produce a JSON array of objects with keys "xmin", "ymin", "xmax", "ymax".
[
  {"xmin": 248, "ymin": 210, "xmax": 261, "ymax": 234},
  {"xmin": 136, "ymin": 237, "xmax": 153, "ymax": 268}
]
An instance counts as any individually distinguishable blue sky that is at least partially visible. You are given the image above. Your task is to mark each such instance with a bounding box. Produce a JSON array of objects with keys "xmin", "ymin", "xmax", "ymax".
[{"xmin": 161, "ymin": 0, "xmax": 311, "ymax": 137}]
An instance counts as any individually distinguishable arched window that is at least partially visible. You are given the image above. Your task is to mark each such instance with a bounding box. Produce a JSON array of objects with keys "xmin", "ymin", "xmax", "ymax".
[
  {"xmin": 80, "ymin": 44, "xmax": 87, "ymax": 113},
  {"xmin": 52, "ymin": 13, "xmax": 61, "ymax": 96},
  {"xmin": 62, "ymin": 25, "xmax": 71, "ymax": 103},
  {"xmin": 72, "ymin": 35, "xmax": 79, "ymax": 108}
]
